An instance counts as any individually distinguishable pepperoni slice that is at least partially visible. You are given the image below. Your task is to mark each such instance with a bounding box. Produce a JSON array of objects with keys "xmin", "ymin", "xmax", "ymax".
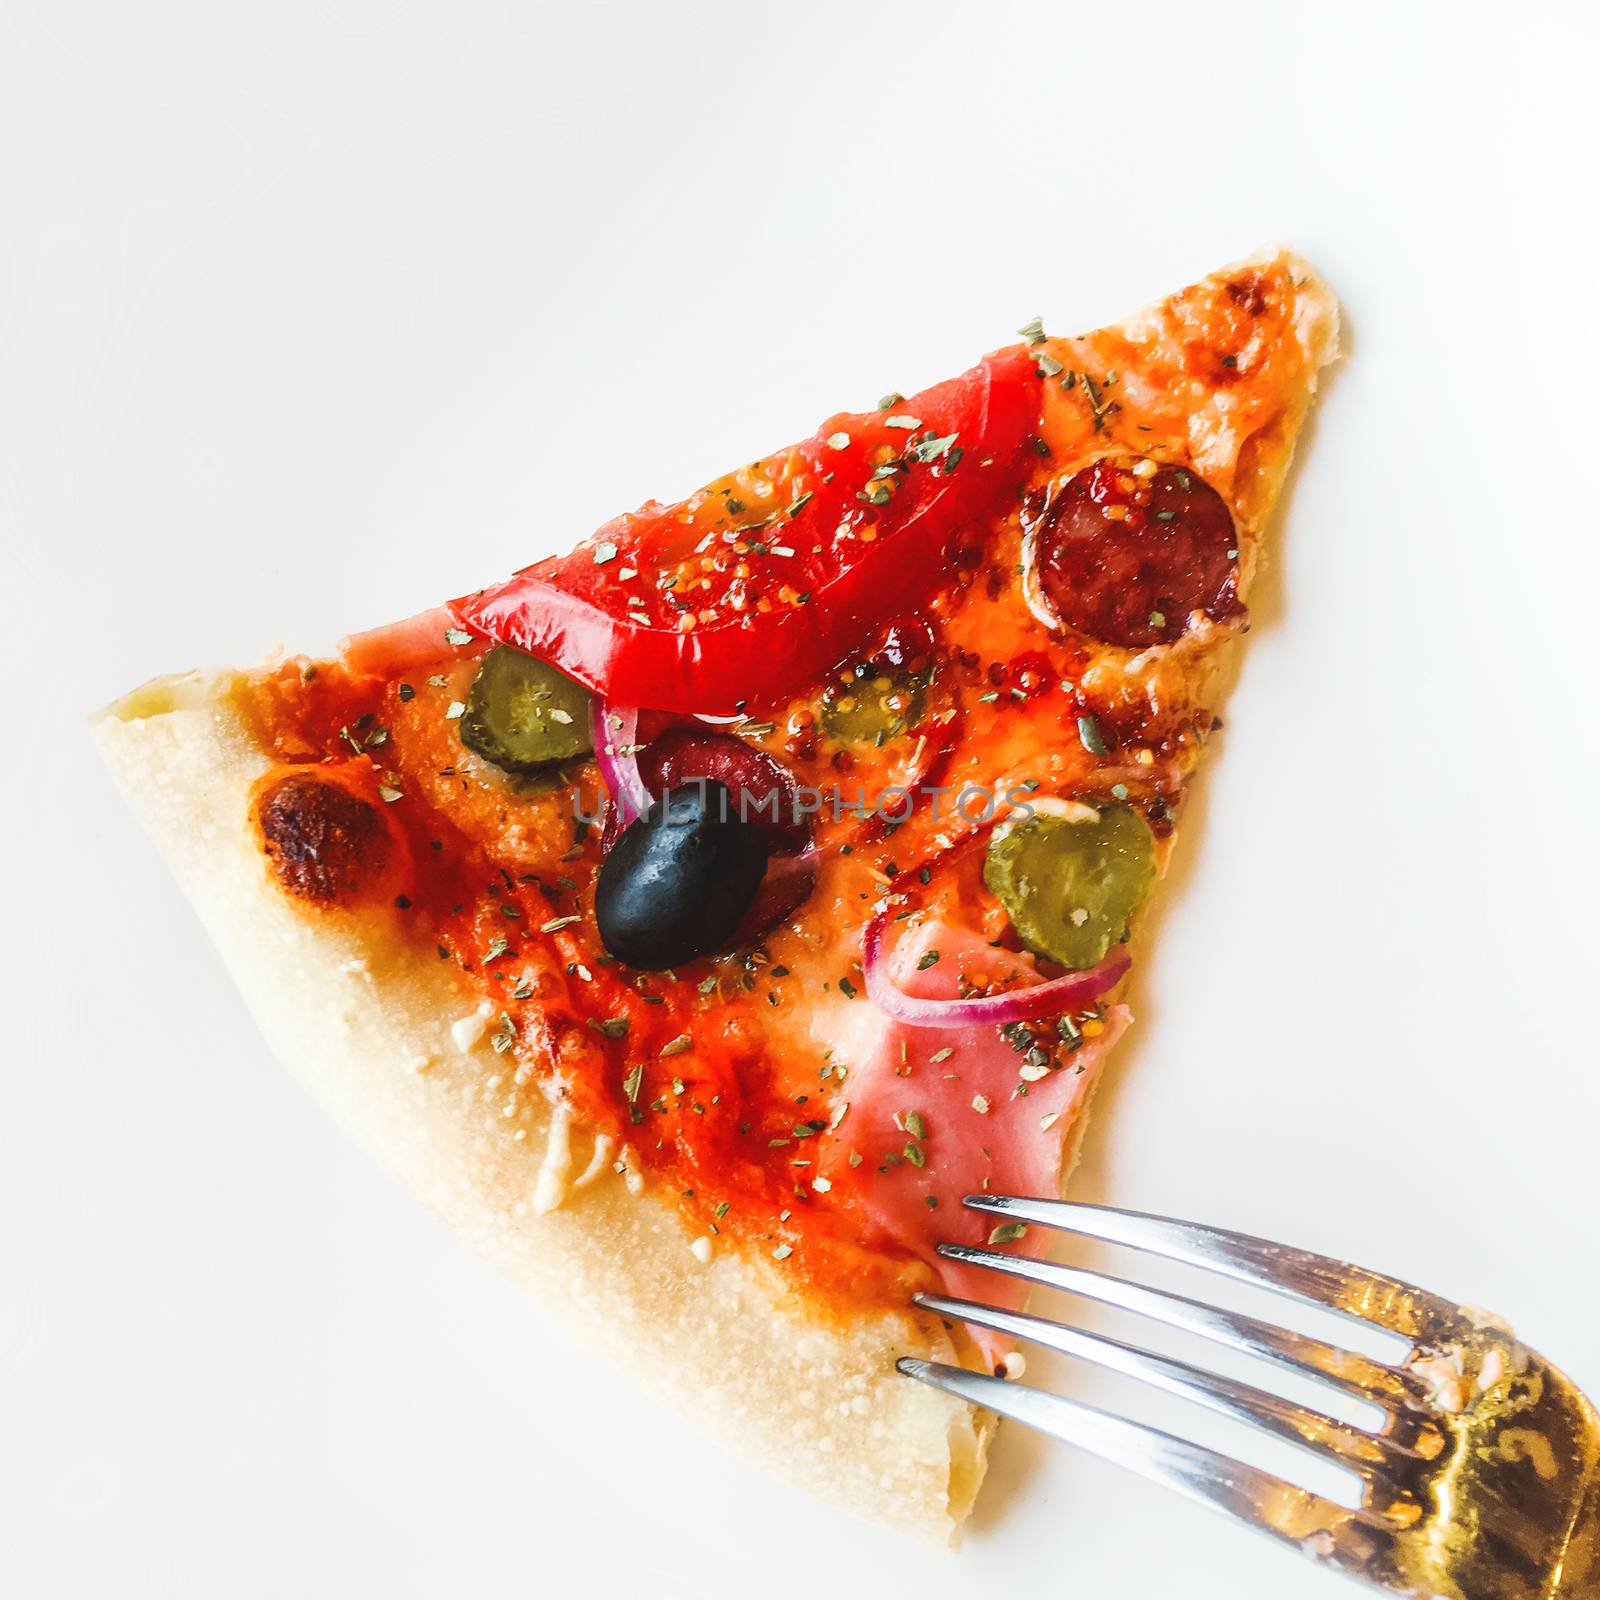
[
  {"xmin": 617, "ymin": 727, "xmax": 815, "ymax": 943},
  {"xmin": 637, "ymin": 728, "xmax": 810, "ymax": 852},
  {"xmin": 1030, "ymin": 458, "xmax": 1241, "ymax": 649},
  {"xmin": 600, "ymin": 725, "xmax": 811, "ymax": 849}
]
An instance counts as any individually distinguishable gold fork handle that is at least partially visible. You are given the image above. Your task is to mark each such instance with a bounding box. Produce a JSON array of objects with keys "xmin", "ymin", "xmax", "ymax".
[{"xmin": 1386, "ymin": 1361, "xmax": 1600, "ymax": 1599}]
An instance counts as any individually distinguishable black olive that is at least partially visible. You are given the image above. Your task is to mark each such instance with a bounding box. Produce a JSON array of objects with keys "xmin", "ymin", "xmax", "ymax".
[{"xmin": 595, "ymin": 780, "xmax": 769, "ymax": 970}]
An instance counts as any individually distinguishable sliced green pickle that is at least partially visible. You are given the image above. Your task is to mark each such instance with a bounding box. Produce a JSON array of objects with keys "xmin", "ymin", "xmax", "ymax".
[
  {"xmin": 459, "ymin": 645, "xmax": 594, "ymax": 772},
  {"xmin": 822, "ymin": 652, "xmax": 936, "ymax": 745},
  {"xmin": 820, "ymin": 668, "xmax": 925, "ymax": 745},
  {"xmin": 983, "ymin": 803, "xmax": 1156, "ymax": 970},
  {"xmin": 820, "ymin": 620, "xmax": 937, "ymax": 746}
]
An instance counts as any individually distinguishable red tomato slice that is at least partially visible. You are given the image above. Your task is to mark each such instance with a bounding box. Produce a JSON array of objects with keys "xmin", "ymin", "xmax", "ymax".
[{"xmin": 451, "ymin": 346, "xmax": 1039, "ymax": 711}]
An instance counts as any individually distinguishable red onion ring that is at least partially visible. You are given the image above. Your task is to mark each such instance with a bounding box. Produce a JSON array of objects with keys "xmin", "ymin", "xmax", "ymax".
[
  {"xmin": 588, "ymin": 698, "xmax": 652, "ymax": 830},
  {"xmin": 862, "ymin": 905, "xmax": 1130, "ymax": 1028}
]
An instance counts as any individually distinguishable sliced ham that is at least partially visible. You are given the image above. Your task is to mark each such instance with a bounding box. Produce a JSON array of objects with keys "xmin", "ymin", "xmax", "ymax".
[
  {"xmin": 339, "ymin": 605, "xmax": 469, "ymax": 677},
  {"xmin": 819, "ymin": 919, "xmax": 1129, "ymax": 1369}
]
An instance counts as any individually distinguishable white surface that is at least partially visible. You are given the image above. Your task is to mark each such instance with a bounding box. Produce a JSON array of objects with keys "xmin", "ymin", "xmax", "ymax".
[{"xmin": 3, "ymin": 3, "xmax": 1598, "ymax": 1595}]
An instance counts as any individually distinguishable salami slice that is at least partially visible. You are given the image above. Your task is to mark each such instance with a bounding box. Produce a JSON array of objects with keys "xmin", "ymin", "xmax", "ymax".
[
  {"xmin": 636, "ymin": 728, "xmax": 810, "ymax": 853},
  {"xmin": 1030, "ymin": 457, "xmax": 1242, "ymax": 648}
]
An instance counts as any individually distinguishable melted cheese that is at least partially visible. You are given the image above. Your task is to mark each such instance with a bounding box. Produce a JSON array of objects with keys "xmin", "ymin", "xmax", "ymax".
[
  {"xmin": 449, "ymin": 1000, "xmax": 493, "ymax": 1053},
  {"xmin": 572, "ymin": 1132, "xmax": 616, "ymax": 1188},
  {"xmin": 531, "ymin": 1098, "xmax": 577, "ymax": 1215}
]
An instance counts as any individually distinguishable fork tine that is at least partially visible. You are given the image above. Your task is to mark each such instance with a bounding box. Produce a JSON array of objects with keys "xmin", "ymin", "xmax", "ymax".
[
  {"xmin": 898, "ymin": 1357, "xmax": 1361, "ymax": 1546},
  {"xmin": 937, "ymin": 1243, "xmax": 1426, "ymax": 1415},
  {"xmin": 964, "ymin": 1196, "xmax": 1460, "ymax": 1342},
  {"xmin": 915, "ymin": 1293, "xmax": 1428, "ymax": 1485}
]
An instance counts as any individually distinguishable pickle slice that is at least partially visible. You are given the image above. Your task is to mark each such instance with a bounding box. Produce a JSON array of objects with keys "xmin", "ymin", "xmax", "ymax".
[
  {"xmin": 983, "ymin": 803, "xmax": 1156, "ymax": 970},
  {"xmin": 820, "ymin": 619, "xmax": 936, "ymax": 747},
  {"xmin": 820, "ymin": 665, "xmax": 927, "ymax": 745},
  {"xmin": 459, "ymin": 645, "xmax": 594, "ymax": 772}
]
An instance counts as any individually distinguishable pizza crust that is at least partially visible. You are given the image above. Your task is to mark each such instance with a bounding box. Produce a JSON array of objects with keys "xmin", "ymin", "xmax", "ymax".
[{"xmin": 92, "ymin": 673, "xmax": 989, "ymax": 1543}]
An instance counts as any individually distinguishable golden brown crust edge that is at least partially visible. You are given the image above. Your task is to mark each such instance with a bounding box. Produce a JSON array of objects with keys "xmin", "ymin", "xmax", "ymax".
[
  {"xmin": 91, "ymin": 674, "xmax": 987, "ymax": 1544},
  {"xmin": 1226, "ymin": 246, "xmax": 1341, "ymax": 575}
]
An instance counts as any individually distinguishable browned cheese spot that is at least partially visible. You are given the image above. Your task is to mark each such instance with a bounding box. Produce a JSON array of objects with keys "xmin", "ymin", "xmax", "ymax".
[
  {"xmin": 1224, "ymin": 271, "xmax": 1269, "ymax": 317},
  {"xmin": 256, "ymin": 772, "xmax": 392, "ymax": 904}
]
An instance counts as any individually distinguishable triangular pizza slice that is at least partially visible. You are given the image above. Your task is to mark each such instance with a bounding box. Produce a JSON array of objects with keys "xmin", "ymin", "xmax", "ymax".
[{"xmin": 96, "ymin": 248, "xmax": 1338, "ymax": 1540}]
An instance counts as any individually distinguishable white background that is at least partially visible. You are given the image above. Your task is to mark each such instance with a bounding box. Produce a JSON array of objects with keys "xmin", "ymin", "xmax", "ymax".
[{"xmin": 4, "ymin": 3, "xmax": 1598, "ymax": 1596}]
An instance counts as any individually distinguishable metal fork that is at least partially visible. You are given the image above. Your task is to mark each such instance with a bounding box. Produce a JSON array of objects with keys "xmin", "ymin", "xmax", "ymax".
[{"xmin": 899, "ymin": 1196, "xmax": 1599, "ymax": 1597}]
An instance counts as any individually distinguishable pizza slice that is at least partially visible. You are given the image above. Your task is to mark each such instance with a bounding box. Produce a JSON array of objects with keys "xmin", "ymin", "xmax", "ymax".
[{"xmin": 95, "ymin": 248, "xmax": 1337, "ymax": 1541}]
